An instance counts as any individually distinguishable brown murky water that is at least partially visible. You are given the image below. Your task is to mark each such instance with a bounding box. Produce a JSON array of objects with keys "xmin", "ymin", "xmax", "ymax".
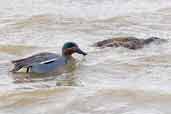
[{"xmin": 0, "ymin": 0, "xmax": 171, "ymax": 114}]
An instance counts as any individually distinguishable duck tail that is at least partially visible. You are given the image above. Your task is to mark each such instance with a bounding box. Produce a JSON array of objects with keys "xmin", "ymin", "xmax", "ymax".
[
  {"xmin": 11, "ymin": 63, "xmax": 24, "ymax": 72},
  {"xmin": 11, "ymin": 59, "xmax": 26, "ymax": 72}
]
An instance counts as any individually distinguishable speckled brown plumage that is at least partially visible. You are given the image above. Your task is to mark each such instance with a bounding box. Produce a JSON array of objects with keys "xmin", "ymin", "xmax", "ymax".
[{"xmin": 93, "ymin": 37, "xmax": 166, "ymax": 50}]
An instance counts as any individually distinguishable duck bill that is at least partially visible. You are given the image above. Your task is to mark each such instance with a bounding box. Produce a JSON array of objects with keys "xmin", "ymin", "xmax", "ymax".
[{"xmin": 76, "ymin": 48, "xmax": 87, "ymax": 56}]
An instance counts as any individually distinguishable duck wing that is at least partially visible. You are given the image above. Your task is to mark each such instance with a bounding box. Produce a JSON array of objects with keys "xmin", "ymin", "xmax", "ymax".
[{"xmin": 11, "ymin": 52, "xmax": 59, "ymax": 72}]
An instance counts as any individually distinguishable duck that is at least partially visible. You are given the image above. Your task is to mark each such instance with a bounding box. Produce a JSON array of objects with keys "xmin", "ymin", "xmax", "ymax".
[
  {"xmin": 93, "ymin": 36, "xmax": 166, "ymax": 50},
  {"xmin": 11, "ymin": 42, "xmax": 87, "ymax": 74}
]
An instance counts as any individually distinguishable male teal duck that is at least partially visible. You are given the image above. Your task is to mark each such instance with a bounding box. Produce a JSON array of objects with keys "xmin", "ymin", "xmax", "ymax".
[{"xmin": 11, "ymin": 42, "xmax": 87, "ymax": 73}]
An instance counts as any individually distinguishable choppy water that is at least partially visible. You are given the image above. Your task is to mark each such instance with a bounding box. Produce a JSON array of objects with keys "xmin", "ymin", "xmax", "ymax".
[{"xmin": 0, "ymin": 0, "xmax": 171, "ymax": 114}]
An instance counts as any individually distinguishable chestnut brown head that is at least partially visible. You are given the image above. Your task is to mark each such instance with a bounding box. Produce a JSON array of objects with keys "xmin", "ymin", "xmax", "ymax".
[{"xmin": 62, "ymin": 42, "xmax": 87, "ymax": 56}]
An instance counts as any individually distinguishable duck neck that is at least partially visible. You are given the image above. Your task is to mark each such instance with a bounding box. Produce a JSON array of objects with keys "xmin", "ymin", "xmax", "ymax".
[{"xmin": 62, "ymin": 52, "xmax": 72, "ymax": 59}]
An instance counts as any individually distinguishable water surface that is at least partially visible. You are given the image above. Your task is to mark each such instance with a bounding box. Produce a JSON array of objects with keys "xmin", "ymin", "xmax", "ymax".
[{"xmin": 0, "ymin": 0, "xmax": 171, "ymax": 114}]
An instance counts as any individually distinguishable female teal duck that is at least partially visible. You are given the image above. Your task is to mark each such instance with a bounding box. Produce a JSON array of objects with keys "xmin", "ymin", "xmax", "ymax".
[
  {"xmin": 94, "ymin": 37, "xmax": 166, "ymax": 50},
  {"xmin": 11, "ymin": 42, "xmax": 87, "ymax": 73}
]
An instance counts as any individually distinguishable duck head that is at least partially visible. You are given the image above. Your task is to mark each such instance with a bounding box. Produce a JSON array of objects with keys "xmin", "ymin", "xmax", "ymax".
[{"xmin": 62, "ymin": 42, "xmax": 87, "ymax": 56}]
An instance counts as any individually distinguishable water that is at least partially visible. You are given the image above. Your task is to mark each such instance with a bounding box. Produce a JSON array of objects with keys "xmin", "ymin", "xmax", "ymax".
[{"xmin": 0, "ymin": 0, "xmax": 171, "ymax": 114}]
